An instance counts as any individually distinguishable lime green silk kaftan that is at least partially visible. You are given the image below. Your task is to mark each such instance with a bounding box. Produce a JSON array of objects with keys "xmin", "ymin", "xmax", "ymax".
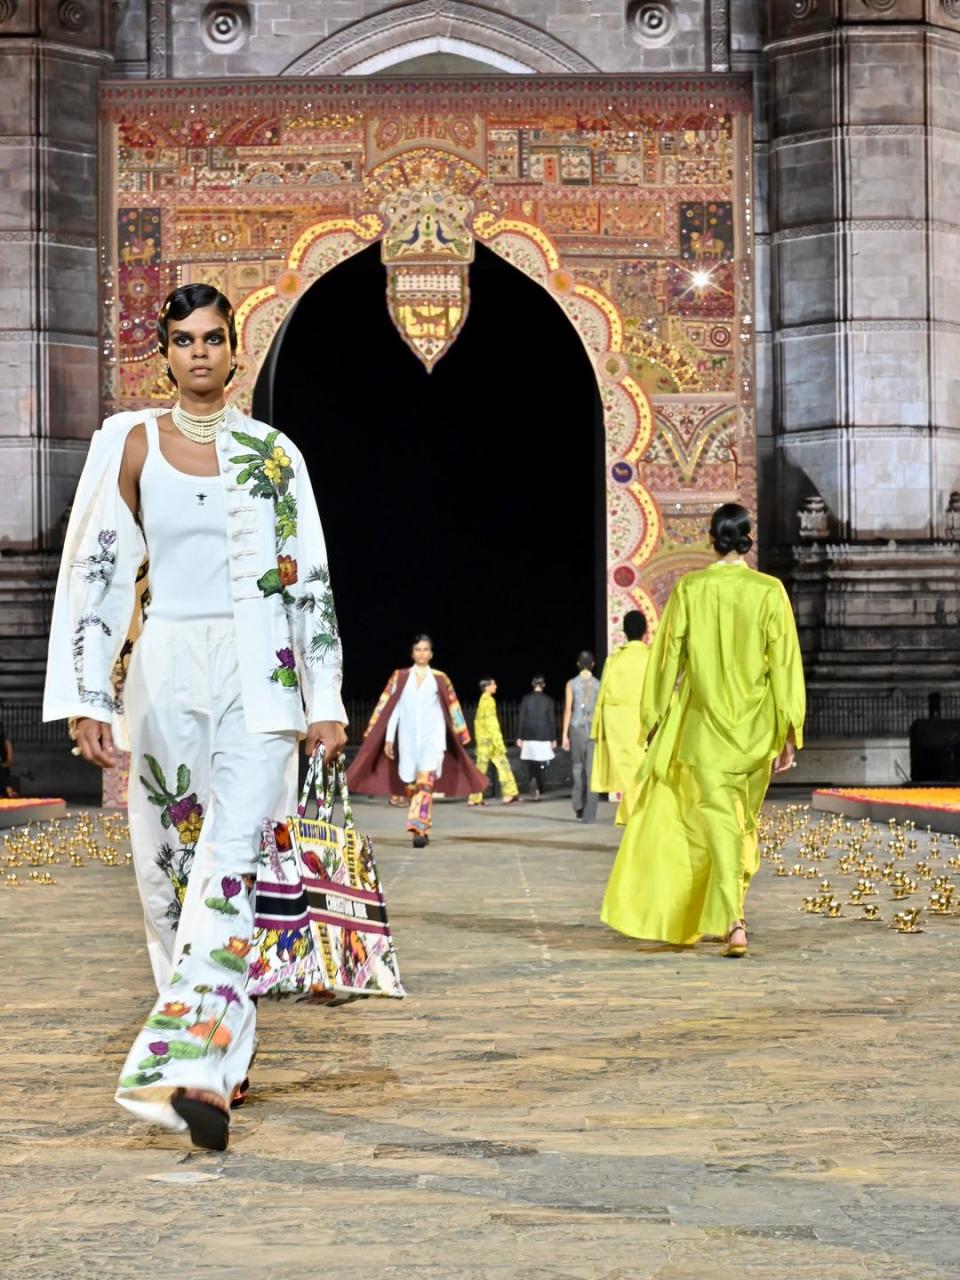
[
  {"xmin": 601, "ymin": 560, "xmax": 805, "ymax": 944},
  {"xmin": 590, "ymin": 640, "xmax": 650, "ymax": 825}
]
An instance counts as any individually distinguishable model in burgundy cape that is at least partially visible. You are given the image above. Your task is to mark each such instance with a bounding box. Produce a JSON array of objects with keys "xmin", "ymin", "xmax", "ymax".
[{"xmin": 347, "ymin": 668, "xmax": 488, "ymax": 798}]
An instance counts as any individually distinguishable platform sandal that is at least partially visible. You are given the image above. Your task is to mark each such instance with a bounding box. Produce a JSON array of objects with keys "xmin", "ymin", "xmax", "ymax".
[{"xmin": 722, "ymin": 920, "xmax": 748, "ymax": 959}]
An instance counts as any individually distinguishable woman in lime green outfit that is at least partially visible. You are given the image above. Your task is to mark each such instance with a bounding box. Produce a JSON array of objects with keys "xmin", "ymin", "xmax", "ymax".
[
  {"xmin": 601, "ymin": 504, "xmax": 805, "ymax": 957},
  {"xmin": 590, "ymin": 610, "xmax": 650, "ymax": 825}
]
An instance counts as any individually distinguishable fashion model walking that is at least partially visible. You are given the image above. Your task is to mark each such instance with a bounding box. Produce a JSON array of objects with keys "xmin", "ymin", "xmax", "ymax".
[
  {"xmin": 590, "ymin": 610, "xmax": 650, "ymax": 825},
  {"xmin": 348, "ymin": 635, "xmax": 486, "ymax": 847},
  {"xmin": 517, "ymin": 675, "xmax": 556, "ymax": 799},
  {"xmin": 44, "ymin": 284, "xmax": 347, "ymax": 1149},
  {"xmin": 468, "ymin": 677, "xmax": 520, "ymax": 806},
  {"xmin": 601, "ymin": 505, "xmax": 805, "ymax": 956}
]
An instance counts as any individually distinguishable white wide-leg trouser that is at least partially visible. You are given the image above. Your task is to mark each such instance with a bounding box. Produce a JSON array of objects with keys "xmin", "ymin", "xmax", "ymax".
[{"xmin": 116, "ymin": 618, "xmax": 298, "ymax": 1132}]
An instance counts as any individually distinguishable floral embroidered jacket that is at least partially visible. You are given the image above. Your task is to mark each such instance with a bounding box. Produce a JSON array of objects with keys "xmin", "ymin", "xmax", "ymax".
[{"xmin": 43, "ymin": 406, "xmax": 347, "ymax": 745}]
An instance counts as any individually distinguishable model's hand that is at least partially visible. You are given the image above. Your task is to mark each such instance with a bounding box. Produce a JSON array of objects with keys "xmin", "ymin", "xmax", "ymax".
[
  {"xmin": 561, "ymin": 736, "xmax": 570, "ymax": 752},
  {"xmin": 306, "ymin": 721, "xmax": 347, "ymax": 763},
  {"xmin": 551, "ymin": 740, "xmax": 557, "ymax": 750},
  {"xmin": 75, "ymin": 717, "xmax": 118, "ymax": 769},
  {"xmin": 516, "ymin": 739, "xmax": 523, "ymax": 748},
  {"xmin": 384, "ymin": 740, "xmax": 396, "ymax": 761},
  {"xmin": 773, "ymin": 740, "xmax": 797, "ymax": 774}
]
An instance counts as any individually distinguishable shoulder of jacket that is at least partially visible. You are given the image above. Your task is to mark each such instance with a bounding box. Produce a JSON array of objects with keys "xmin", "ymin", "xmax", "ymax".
[
  {"xmin": 756, "ymin": 570, "xmax": 789, "ymax": 592},
  {"xmin": 228, "ymin": 412, "xmax": 304, "ymax": 463},
  {"xmin": 100, "ymin": 408, "xmax": 161, "ymax": 436}
]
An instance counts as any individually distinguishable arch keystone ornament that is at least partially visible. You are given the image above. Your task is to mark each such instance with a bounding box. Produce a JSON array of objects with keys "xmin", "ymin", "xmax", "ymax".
[
  {"xmin": 377, "ymin": 165, "xmax": 479, "ymax": 370},
  {"xmin": 100, "ymin": 76, "xmax": 754, "ymax": 643}
]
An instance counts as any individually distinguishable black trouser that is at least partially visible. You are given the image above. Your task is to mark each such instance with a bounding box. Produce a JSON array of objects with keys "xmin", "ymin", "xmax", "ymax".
[{"xmin": 525, "ymin": 759, "xmax": 549, "ymax": 795}]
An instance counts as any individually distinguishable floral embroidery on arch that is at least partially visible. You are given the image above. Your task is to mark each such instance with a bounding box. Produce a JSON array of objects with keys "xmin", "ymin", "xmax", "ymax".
[{"xmin": 138, "ymin": 754, "xmax": 204, "ymax": 927}]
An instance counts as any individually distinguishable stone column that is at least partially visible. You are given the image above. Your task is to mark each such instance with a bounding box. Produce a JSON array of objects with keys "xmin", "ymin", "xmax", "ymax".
[
  {"xmin": 0, "ymin": 0, "xmax": 113, "ymax": 695},
  {"xmin": 764, "ymin": 0, "xmax": 960, "ymax": 720}
]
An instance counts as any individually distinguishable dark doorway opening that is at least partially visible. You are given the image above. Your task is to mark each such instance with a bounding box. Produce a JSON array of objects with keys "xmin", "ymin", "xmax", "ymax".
[{"xmin": 253, "ymin": 241, "xmax": 604, "ymax": 703}]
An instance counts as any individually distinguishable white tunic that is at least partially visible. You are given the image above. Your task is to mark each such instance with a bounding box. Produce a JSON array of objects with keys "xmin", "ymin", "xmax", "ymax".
[{"xmin": 386, "ymin": 667, "xmax": 447, "ymax": 783}]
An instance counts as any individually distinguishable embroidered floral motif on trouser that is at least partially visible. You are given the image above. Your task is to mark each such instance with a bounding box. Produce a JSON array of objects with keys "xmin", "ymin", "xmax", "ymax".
[
  {"xmin": 118, "ymin": 618, "xmax": 298, "ymax": 1133},
  {"xmin": 406, "ymin": 771, "xmax": 436, "ymax": 835},
  {"xmin": 468, "ymin": 738, "xmax": 518, "ymax": 804}
]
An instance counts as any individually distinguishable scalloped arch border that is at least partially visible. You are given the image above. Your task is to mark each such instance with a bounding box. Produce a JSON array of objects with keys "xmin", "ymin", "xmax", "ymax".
[
  {"xmin": 282, "ymin": 0, "xmax": 597, "ymax": 76},
  {"xmin": 230, "ymin": 213, "xmax": 662, "ymax": 638}
]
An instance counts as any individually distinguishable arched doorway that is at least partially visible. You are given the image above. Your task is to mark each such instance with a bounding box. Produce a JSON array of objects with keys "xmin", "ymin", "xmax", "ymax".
[{"xmin": 253, "ymin": 241, "xmax": 604, "ymax": 701}]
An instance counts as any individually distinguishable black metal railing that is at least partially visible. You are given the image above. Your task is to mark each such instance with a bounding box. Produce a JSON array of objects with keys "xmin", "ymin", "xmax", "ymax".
[
  {"xmin": 344, "ymin": 699, "xmax": 561, "ymax": 743},
  {"xmin": 803, "ymin": 692, "xmax": 960, "ymax": 740},
  {"xmin": 4, "ymin": 692, "xmax": 957, "ymax": 746}
]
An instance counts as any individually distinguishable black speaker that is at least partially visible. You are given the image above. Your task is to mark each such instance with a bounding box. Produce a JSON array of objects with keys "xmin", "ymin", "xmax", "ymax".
[{"xmin": 909, "ymin": 719, "xmax": 960, "ymax": 783}]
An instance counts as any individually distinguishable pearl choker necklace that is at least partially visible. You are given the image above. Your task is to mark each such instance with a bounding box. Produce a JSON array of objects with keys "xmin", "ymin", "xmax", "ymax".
[{"xmin": 171, "ymin": 401, "xmax": 227, "ymax": 444}]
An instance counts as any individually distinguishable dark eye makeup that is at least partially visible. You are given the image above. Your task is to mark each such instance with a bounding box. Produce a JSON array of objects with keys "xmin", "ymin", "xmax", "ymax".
[{"xmin": 171, "ymin": 329, "xmax": 227, "ymax": 345}]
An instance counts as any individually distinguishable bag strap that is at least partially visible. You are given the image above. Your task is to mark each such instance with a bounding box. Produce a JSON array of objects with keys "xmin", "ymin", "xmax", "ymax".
[
  {"xmin": 297, "ymin": 744, "xmax": 355, "ymax": 828},
  {"xmin": 296, "ymin": 746, "xmax": 324, "ymax": 817}
]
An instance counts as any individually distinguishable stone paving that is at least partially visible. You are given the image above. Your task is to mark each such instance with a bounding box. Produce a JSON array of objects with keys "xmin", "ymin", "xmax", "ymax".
[{"xmin": 2, "ymin": 795, "xmax": 960, "ymax": 1280}]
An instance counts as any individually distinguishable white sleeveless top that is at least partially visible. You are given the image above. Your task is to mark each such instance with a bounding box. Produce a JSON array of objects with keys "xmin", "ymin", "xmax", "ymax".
[{"xmin": 139, "ymin": 416, "xmax": 233, "ymax": 622}]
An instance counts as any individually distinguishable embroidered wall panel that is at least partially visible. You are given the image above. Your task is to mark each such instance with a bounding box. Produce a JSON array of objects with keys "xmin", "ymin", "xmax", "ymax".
[{"xmin": 100, "ymin": 76, "xmax": 754, "ymax": 636}]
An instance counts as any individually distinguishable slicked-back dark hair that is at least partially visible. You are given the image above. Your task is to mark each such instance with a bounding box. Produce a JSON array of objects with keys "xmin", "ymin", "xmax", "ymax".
[
  {"xmin": 531, "ymin": 674, "xmax": 546, "ymax": 689},
  {"xmin": 157, "ymin": 283, "xmax": 237, "ymax": 385},
  {"xmin": 576, "ymin": 650, "xmax": 595, "ymax": 671},
  {"xmin": 709, "ymin": 502, "xmax": 753, "ymax": 556},
  {"xmin": 623, "ymin": 610, "xmax": 647, "ymax": 641},
  {"xmin": 412, "ymin": 633, "xmax": 434, "ymax": 650}
]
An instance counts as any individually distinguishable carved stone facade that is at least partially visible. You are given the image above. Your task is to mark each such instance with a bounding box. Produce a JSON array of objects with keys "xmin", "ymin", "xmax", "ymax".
[
  {"xmin": 763, "ymin": 0, "xmax": 960, "ymax": 713},
  {"xmin": 2, "ymin": 1, "xmax": 959, "ymax": 728}
]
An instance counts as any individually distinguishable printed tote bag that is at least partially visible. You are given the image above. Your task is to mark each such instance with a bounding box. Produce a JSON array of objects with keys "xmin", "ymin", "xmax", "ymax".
[{"xmin": 249, "ymin": 747, "xmax": 405, "ymax": 1002}]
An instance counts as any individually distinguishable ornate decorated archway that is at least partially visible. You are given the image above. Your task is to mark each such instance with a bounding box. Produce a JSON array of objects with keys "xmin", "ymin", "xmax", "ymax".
[{"xmin": 100, "ymin": 75, "xmax": 754, "ymax": 642}]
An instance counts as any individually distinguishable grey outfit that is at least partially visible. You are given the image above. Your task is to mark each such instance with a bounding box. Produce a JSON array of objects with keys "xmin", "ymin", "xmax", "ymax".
[{"xmin": 567, "ymin": 674, "xmax": 600, "ymax": 823}]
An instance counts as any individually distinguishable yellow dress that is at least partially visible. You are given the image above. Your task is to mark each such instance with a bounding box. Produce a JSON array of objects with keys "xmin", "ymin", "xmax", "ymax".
[
  {"xmin": 590, "ymin": 640, "xmax": 650, "ymax": 824},
  {"xmin": 601, "ymin": 560, "xmax": 806, "ymax": 944}
]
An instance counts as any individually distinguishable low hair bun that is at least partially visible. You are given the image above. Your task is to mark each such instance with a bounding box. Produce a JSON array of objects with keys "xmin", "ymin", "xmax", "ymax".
[{"xmin": 709, "ymin": 503, "xmax": 753, "ymax": 556}]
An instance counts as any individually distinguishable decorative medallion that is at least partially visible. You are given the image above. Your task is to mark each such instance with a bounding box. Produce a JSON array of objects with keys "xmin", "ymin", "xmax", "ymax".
[
  {"xmin": 942, "ymin": 0, "xmax": 960, "ymax": 18},
  {"xmin": 790, "ymin": 0, "xmax": 818, "ymax": 16},
  {"xmin": 862, "ymin": 0, "xmax": 897, "ymax": 11},
  {"xmin": 599, "ymin": 351, "xmax": 630, "ymax": 383},
  {"xmin": 379, "ymin": 177, "xmax": 475, "ymax": 370},
  {"xmin": 0, "ymin": 0, "xmax": 17, "ymax": 23},
  {"xmin": 627, "ymin": 1, "xmax": 677, "ymax": 46},
  {"xmin": 57, "ymin": 0, "xmax": 87, "ymax": 31},
  {"xmin": 201, "ymin": 2, "xmax": 250, "ymax": 53}
]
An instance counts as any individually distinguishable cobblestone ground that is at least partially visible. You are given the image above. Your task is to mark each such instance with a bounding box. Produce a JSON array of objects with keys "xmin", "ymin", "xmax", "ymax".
[{"xmin": 2, "ymin": 796, "xmax": 959, "ymax": 1280}]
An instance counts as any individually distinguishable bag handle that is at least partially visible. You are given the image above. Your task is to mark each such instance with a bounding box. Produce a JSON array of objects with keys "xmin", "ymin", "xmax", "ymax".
[{"xmin": 297, "ymin": 744, "xmax": 355, "ymax": 828}]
